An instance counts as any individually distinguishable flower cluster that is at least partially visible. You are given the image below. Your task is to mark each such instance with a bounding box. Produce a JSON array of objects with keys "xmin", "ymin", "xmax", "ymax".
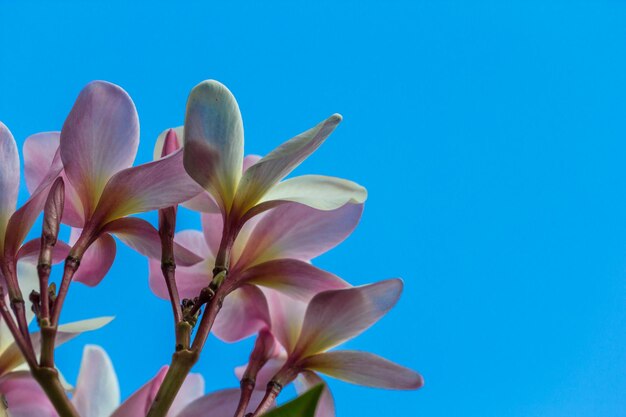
[{"xmin": 0, "ymin": 80, "xmax": 422, "ymax": 417}]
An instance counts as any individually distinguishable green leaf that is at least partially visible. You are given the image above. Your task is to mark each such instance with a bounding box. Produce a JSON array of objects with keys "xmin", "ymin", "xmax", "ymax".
[{"xmin": 262, "ymin": 384, "xmax": 324, "ymax": 417}]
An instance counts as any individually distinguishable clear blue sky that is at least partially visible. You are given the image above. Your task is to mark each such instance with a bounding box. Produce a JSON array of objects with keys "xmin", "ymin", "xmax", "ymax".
[{"xmin": 2, "ymin": 1, "xmax": 626, "ymax": 416}]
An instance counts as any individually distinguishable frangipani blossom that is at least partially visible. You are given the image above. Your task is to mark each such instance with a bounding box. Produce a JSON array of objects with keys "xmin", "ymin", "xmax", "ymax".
[
  {"xmin": 0, "ymin": 123, "xmax": 66, "ymax": 287},
  {"xmin": 236, "ymin": 281, "xmax": 423, "ymax": 416},
  {"xmin": 22, "ymin": 81, "xmax": 204, "ymax": 285},
  {"xmin": 157, "ymin": 81, "xmax": 366, "ymax": 251},
  {"xmin": 149, "ymin": 199, "xmax": 362, "ymax": 342},
  {"xmin": 0, "ymin": 264, "xmax": 113, "ymax": 416}
]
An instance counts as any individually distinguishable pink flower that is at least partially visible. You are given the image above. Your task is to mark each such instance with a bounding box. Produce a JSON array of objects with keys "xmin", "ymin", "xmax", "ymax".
[
  {"xmin": 163, "ymin": 80, "xmax": 366, "ymax": 234},
  {"xmin": 0, "ymin": 123, "xmax": 67, "ymax": 284},
  {"xmin": 148, "ymin": 199, "xmax": 362, "ymax": 342},
  {"xmin": 236, "ymin": 281, "xmax": 423, "ymax": 416},
  {"xmin": 21, "ymin": 81, "xmax": 204, "ymax": 285}
]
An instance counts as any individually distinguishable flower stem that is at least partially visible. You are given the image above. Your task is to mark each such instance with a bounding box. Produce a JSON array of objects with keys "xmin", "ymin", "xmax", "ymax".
[
  {"xmin": 251, "ymin": 382, "xmax": 282, "ymax": 417},
  {"xmin": 145, "ymin": 349, "xmax": 198, "ymax": 417},
  {"xmin": 32, "ymin": 366, "xmax": 80, "ymax": 417}
]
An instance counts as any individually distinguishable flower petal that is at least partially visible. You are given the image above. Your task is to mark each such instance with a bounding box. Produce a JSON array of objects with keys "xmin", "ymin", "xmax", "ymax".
[
  {"xmin": 234, "ymin": 114, "xmax": 342, "ymax": 214},
  {"xmin": 104, "ymin": 218, "xmax": 203, "ymax": 266},
  {"xmin": 16, "ymin": 238, "xmax": 70, "ymax": 266},
  {"xmin": 301, "ymin": 351, "xmax": 423, "ymax": 390},
  {"xmin": 169, "ymin": 373, "xmax": 205, "ymax": 417},
  {"xmin": 177, "ymin": 388, "xmax": 267, "ymax": 417},
  {"xmin": 254, "ymin": 175, "xmax": 367, "ymax": 214},
  {"xmin": 183, "ymin": 80, "xmax": 244, "ymax": 211},
  {"xmin": 236, "ymin": 203, "xmax": 363, "ymax": 268},
  {"xmin": 0, "ymin": 372, "xmax": 57, "ymax": 417},
  {"xmin": 295, "ymin": 371, "xmax": 336, "ymax": 417},
  {"xmin": 239, "ymin": 259, "xmax": 349, "ymax": 301},
  {"xmin": 71, "ymin": 231, "xmax": 117, "ymax": 287},
  {"xmin": 293, "ymin": 279, "xmax": 403, "ymax": 357},
  {"xmin": 23, "ymin": 132, "xmax": 86, "ymax": 226},
  {"xmin": 0, "ymin": 122, "xmax": 19, "ymax": 249},
  {"xmin": 111, "ymin": 367, "xmax": 202, "ymax": 417},
  {"xmin": 110, "ymin": 367, "xmax": 167, "ymax": 417},
  {"xmin": 212, "ymin": 285, "xmax": 270, "ymax": 342},
  {"xmin": 264, "ymin": 289, "xmax": 307, "ymax": 353},
  {"xmin": 0, "ymin": 317, "xmax": 113, "ymax": 373},
  {"xmin": 153, "ymin": 126, "xmax": 184, "ymax": 160},
  {"xmin": 72, "ymin": 345, "xmax": 121, "ymax": 417},
  {"xmin": 60, "ymin": 81, "xmax": 139, "ymax": 219},
  {"xmin": 93, "ymin": 150, "xmax": 203, "ymax": 224},
  {"xmin": 23, "ymin": 132, "xmax": 60, "ymax": 194}
]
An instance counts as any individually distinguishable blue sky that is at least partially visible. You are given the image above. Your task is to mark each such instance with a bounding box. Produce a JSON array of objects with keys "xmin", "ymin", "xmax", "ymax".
[{"xmin": 2, "ymin": 1, "xmax": 626, "ymax": 416}]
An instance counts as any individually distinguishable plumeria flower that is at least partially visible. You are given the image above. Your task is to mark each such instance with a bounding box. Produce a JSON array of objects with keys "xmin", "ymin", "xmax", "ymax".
[
  {"xmin": 148, "ymin": 199, "xmax": 362, "ymax": 342},
  {"xmin": 157, "ymin": 80, "xmax": 366, "ymax": 266},
  {"xmin": 21, "ymin": 81, "xmax": 204, "ymax": 285},
  {"xmin": 0, "ymin": 263, "xmax": 113, "ymax": 416},
  {"xmin": 2, "ymin": 344, "xmax": 203, "ymax": 417},
  {"xmin": 0, "ymin": 123, "xmax": 66, "ymax": 286},
  {"xmin": 235, "ymin": 280, "xmax": 423, "ymax": 416}
]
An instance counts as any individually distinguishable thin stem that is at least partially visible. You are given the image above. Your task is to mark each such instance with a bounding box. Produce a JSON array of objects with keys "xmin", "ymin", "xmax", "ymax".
[
  {"xmin": 159, "ymin": 207, "xmax": 183, "ymax": 324},
  {"xmin": 2, "ymin": 261, "xmax": 34, "ymax": 350},
  {"xmin": 0, "ymin": 290, "xmax": 37, "ymax": 368},
  {"xmin": 145, "ymin": 349, "xmax": 198, "ymax": 417},
  {"xmin": 31, "ymin": 367, "xmax": 80, "ymax": 417},
  {"xmin": 251, "ymin": 382, "xmax": 282, "ymax": 417},
  {"xmin": 234, "ymin": 330, "xmax": 275, "ymax": 417},
  {"xmin": 50, "ymin": 256, "xmax": 80, "ymax": 327},
  {"xmin": 147, "ymin": 292, "xmax": 224, "ymax": 417}
]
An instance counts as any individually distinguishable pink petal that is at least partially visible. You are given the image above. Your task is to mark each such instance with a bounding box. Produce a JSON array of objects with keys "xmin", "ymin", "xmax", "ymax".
[
  {"xmin": 60, "ymin": 81, "xmax": 139, "ymax": 219},
  {"xmin": 236, "ymin": 203, "xmax": 363, "ymax": 268},
  {"xmin": 92, "ymin": 150, "xmax": 203, "ymax": 224},
  {"xmin": 0, "ymin": 122, "xmax": 19, "ymax": 241},
  {"xmin": 153, "ymin": 127, "xmax": 184, "ymax": 160},
  {"xmin": 243, "ymin": 154, "xmax": 262, "ymax": 172},
  {"xmin": 212, "ymin": 285, "xmax": 271, "ymax": 342},
  {"xmin": 23, "ymin": 133, "xmax": 85, "ymax": 226},
  {"xmin": 169, "ymin": 373, "xmax": 205, "ymax": 417},
  {"xmin": 3, "ymin": 157, "xmax": 64, "ymax": 259},
  {"xmin": 23, "ymin": 132, "xmax": 60, "ymax": 194},
  {"xmin": 233, "ymin": 114, "xmax": 342, "ymax": 214},
  {"xmin": 181, "ymin": 191, "xmax": 221, "ymax": 214},
  {"xmin": 177, "ymin": 388, "xmax": 267, "ymax": 417},
  {"xmin": 295, "ymin": 371, "xmax": 336, "ymax": 417},
  {"xmin": 238, "ymin": 259, "xmax": 349, "ymax": 301},
  {"xmin": 103, "ymin": 217, "xmax": 203, "ymax": 266},
  {"xmin": 71, "ymin": 231, "xmax": 117, "ymax": 287},
  {"xmin": 201, "ymin": 212, "xmax": 224, "ymax": 256},
  {"xmin": 264, "ymin": 289, "xmax": 307, "ymax": 353},
  {"xmin": 0, "ymin": 372, "xmax": 57, "ymax": 417},
  {"xmin": 111, "ymin": 367, "xmax": 203, "ymax": 417},
  {"xmin": 72, "ymin": 345, "xmax": 121, "ymax": 417},
  {"xmin": 184, "ymin": 80, "xmax": 244, "ymax": 211},
  {"xmin": 301, "ymin": 351, "xmax": 423, "ymax": 390},
  {"xmin": 16, "ymin": 238, "xmax": 70, "ymax": 265},
  {"xmin": 111, "ymin": 367, "xmax": 168, "ymax": 417},
  {"xmin": 293, "ymin": 279, "xmax": 403, "ymax": 357}
]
